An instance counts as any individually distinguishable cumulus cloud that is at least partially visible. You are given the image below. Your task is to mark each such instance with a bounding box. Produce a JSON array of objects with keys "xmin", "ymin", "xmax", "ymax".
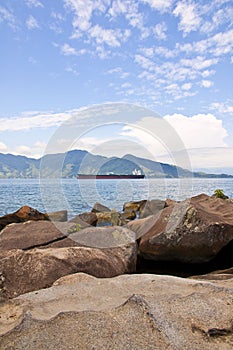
[
  {"xmin": 173, "ymin": 0, "xmax": 201, "ymax": 35},
  {"xmin": 201, "ymin": 80, "xmax": 213, "ymax": 88},
  {"xmin": 89, "ymin": 25, "xmax": 131, "ymax": 47},
  {"xmin": 210, "ymin": 101, "xmax": 233, "ymax": 114},
  {"xmin": 163, "ymin": 113, "xmax": 228, "ymax": 149},
  {"xmin": 142, "ymin": 0, "xmax": 173, "ymax": 12},
  {"xmin": 153, "ymin": 22, "xmax": 167, "ymax": 40}
]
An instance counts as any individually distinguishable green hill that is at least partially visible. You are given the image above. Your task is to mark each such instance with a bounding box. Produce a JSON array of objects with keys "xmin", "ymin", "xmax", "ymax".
[{"xmin": 0, "ymin": 151, "xmax": 232, "ymax": 178}]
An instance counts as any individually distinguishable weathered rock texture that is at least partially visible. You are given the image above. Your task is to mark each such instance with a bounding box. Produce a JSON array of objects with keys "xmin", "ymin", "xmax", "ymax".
[
  {"xmin": 70, "ymin": 212, "xmax": 98, "ymax": 226},
  {"xmin": 0, "ymin": 221, "xmax": 75, "ymax": 251},
  {"xmin": 138, "ymin": 194, "xmax": 233, "ymax": 263},
  {"xmin": 0, "ymin": 242, "xmax": 137, "ymax": 298},
  {"xmin": 1, "ymin": 273, "xmax": 233, "ymax": 349},
  {"xmin": 0, "ymin": 206, "xmax": 49, "ymax": 231}
]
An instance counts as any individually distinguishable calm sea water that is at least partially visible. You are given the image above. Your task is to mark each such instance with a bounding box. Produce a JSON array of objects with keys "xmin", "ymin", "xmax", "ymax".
[{"xmin": 0, "ymin": 178, "xmax": 233, "ymax": 219}]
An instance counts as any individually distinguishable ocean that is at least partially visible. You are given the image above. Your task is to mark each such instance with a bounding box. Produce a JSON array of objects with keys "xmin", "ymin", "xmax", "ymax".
[{"xmin": 0, "ymin": 178, "xmax": 233, "ymax": 219}]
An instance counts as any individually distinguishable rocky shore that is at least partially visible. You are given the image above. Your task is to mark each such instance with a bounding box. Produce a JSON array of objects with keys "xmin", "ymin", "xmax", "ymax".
[{"xmin": 1, "ymin": 193, "xmax": 233, "ymax": 349}]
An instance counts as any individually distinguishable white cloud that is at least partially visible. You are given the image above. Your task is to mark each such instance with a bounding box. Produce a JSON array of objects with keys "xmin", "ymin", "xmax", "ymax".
[
  {"xmin": 182, "ymin": 83, "xmax": 192, "ymax": 90},
  {"xmin": 13, "ymin": 141, "xmax": 46, "ymax": 159},
  {"xmin": 163, "ymin": 113, "xmax": 228, "ymax": 149},
  {"xmin": 158, "ymin": 147, "xmax": 233, "ymax": 170},
  {"xmin": 0, "ymin": 142, "xmax": 8, "ymax": 153},
  {"xmin": 26, "ymin": 15, "xmax": 39, "ymax": 29},
  {"xmin": 210, "ymin": 102, "xmax": 233, "ymax": 114},
  {"xmin": 66, "ymin": 66, "xmax": 79, "ymax": 77},
  {"xmin": 181, "ymin": 56, "xmax": 218, "ymax": 70},
  {"xmin": 60, "ymin": 43, "xmax": 78, "ymax": 56},
  {"xmin": 173, "ymin": 1, "xmax": 201, "ymax": 35},
  {"xmin": 89, "ymin": 25, "xmax": 131, "ymax": 47},
  {"xmin": 25, "ymin": 0, "xmax": 44, "ymax": 8},
  {"xmin": 64, "ymin": 0, "xmax": 110, "ymax": 36},
  {"xmin": 0, "ymin": 6, "xmax": 17, "ymax": 30},
  {"xmin": 201, "ymin": 80, "xmax": 213, "ymax": 88},
  {"xmin": 153, "ymin": 22, "xmax": 167, "ymax": 40},
  {"xmin": 142, "ymin": 0, "xmax": 173, "ymax": 12},
  {"xmin": 0, "ymin": 112, "xmax": 71, "ymax": 132},
  {"xmin": 107, "ymin": 67, "xmax": 130, "ymax": 79}
]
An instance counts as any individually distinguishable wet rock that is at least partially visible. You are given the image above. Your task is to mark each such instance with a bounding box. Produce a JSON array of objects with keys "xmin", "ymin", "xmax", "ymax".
[
  {"xmin": 139, "ymin": 193, "xmax": 233, "ymax": 263},
  {"xmin": 1, "ymin": 273, "xmax": 233, "ymax": 349}
]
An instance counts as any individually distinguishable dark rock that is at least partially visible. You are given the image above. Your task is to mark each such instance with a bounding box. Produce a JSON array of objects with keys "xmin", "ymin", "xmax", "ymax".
[
  {"xmin": 139, "ymin": 193, "xmax": 233, "ymax": 263},
  {"xmin": 0, "ymin": 206, "xmax": 49, "ymax": 231}
]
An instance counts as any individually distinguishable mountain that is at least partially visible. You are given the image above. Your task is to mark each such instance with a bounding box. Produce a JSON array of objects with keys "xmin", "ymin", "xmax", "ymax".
[{"xmin": 0, "ymin": 151, "xmax": 232, "ymax": 178}]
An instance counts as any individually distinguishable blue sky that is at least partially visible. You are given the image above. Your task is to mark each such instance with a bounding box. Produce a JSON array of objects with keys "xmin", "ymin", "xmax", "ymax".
[{"xmin": 0, "ymin": 0, "xmax": 233, "ymax": 172}]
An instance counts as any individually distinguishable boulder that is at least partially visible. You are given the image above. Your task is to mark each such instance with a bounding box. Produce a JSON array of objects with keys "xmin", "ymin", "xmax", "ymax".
[
  {"xmin": 70, "ymin": 212, "xmax": 98, "ymax": 226},
  {"xmin": 69, "ymin": 225, "xmax": 136, "ymax": 248},
  {"xmin": 123, "ymin": 200, "xmax": 146, "ymax": 217},
  {"xmin": 46, "ymin": 210, "xmax": 68, "ymax": 222},
  {"xmin": 139, "ymin": 199, "xmax": 165, "ymax": 218},
  {"xmin": 0, "ymin": 221, "xmax": 77, "ymax": 251},
  {"xmin": 139, "ymin": 193, "xmax": 233, "ymax": 263},
  {"xmin": 91, "ymin": 202, "xmax": 111, "ymax": 213},
  {"xmin": 0, "ymin": 243, "xmax": 137, "ymax": 299},
  {"xmin": 96, "ymin": 211, "xmax": 127, "ymax": 226},
  {"xmin": 1, "ymin": 273, "xmax": 233, "ymax": 349},
  {"xmin": 0, "ymin": 206, "xmax": 49, "ymax": 231}
]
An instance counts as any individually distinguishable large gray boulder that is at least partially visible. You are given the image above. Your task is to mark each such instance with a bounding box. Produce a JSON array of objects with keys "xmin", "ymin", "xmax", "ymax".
[
  {"xmin": 136, "ymin": 193, "xmax": 233, "ymax": 263},
  {"xmin": 1, "ymin": 273, "xmax": 233, "ymax": 349}
]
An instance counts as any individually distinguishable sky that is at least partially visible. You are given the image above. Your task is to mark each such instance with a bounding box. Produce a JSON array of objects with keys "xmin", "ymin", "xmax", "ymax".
[{"xmin": 0, "ymin": 0, "xmax": 233, "ymax": 173}]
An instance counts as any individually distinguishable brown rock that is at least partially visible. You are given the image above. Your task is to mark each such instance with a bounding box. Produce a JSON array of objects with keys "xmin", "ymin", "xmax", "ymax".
[
  {"xmin": 46, "ymin": 210, "xmax": 68, "ymax": 222},
  {"xmin": 0, "ymin": 206, "xmax": 49, "ymax": 231},
  {"xmin": 70, "ymin": 212, "xmax": 97, "ymax": 226},
  {"xmin": 164, "ymin": 198, "xmax": 177, "ymax": 208},
  {"xmin": 122, "ymin": 200, "xmax": 148, "ymax": 222},
  {"xmin": 139, "ymin": 199, "xmax": 165, "ymax": 218},
  {"xmin": 1, "ymin": 273, "xmax": 233, "ymax": 349},
  {"xmin": 69, "ymin": 225, "xmax": 136, "ymax": 248},
  {"xmin": 0, "ymin": 221, "xmax": 77, "ymax": 251},
  {"xmin": 96, "ymin": 211, "xmax": 126, "ymax": 226},
  {"xmin": 91, "ymin": 202, "xmax": 111, "ymax": 213},
  {"xmin": 139, "ymin": 193, "xmax": 233, "ymax": 263},
  {"xmin": 0, "ymin": 242, "xmax": 137, "ymax": 299}
]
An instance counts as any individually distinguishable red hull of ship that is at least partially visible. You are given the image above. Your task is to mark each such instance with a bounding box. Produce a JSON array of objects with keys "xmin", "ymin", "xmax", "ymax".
[{"xmin": 77, "ymin": 174, "xmax": 145, "ymax": 179}]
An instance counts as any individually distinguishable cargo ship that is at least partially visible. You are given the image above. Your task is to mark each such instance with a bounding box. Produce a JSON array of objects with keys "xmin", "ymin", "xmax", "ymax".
[{"xmin": 77, "ymin": 169, "xmax": 145, "ymax": 179}]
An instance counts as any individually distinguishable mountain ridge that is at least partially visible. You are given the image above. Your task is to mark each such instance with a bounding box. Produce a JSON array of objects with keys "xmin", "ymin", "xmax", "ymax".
[{"xmin": 0, "ymin": 151, "xmax": 232, "ymax": 178}]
